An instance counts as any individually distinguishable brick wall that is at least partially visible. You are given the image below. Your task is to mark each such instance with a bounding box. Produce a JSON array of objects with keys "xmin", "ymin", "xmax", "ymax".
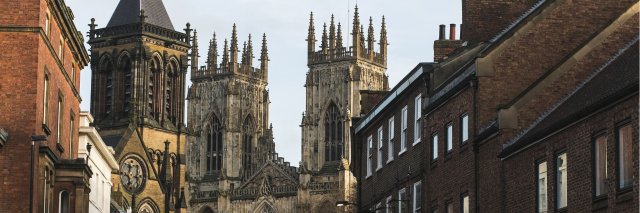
[
  {"xmin": 423, "ymin": 87, "xmax": 475, "ymax": 213},
  {"xmin": 356, "ymin": 84, "xmax": 425, "ymax": 211},
  {"xmin": 0, "ymin": 0, "xmax": 85, "ymax": 211},
  {"xmin": 461, "ymin": 0, "xmax": 541, "ymax": 42},
  {"xmin": 433, "ymin": 40, "xmax": 463, "ymax": 62},
  {"xmin": 502, "ymin": 95, "xmax": 638, "ymax": 212},
  {"xmin": 477, "ymin": 0, "xmax": 637, "ymax": 130}
]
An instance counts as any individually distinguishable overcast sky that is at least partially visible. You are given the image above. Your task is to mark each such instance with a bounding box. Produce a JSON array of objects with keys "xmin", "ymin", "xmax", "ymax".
[{"xmin": 68, "ymin": 0, "xmax": 462, "ymax": 165}]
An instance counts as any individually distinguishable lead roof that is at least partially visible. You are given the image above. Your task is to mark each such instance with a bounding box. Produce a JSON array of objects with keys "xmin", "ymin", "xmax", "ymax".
[{"xmin": 107, "ymin": 0, "xmax": 175, "ymax": 30}]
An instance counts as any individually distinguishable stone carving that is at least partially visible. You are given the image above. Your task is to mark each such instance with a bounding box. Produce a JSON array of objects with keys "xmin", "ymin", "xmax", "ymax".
[{"xmin": 120, "ymin": 155, "xmax": 147, "ymax": 193}]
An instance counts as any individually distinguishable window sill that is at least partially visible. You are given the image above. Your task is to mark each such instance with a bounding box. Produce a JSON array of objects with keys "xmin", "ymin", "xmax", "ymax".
[
  {"xmin": 42, "ymin": 124, "xmax": 51, "ymax": 135},
  {"xmin": 56, "ymin": 143, "xmax": 65, "ymax": 153},
  {"xmin": 386, "ymin": 158, "xmax": 394, "ymax": 164},
  {"xmin": 555, "ymin": 207, "xmax": 567, "ymax": 213},
  {"xmin": 592, "ymin": 195, "xmax": 608, "ymax": 210},
  {"xmin": 430, "ymin": 160, "xmax": 437, "ymax": 169},
  {"xmin": 616, "ymin": 189, "xmax": 633, "ymax": 203},
  {"xmin": 444, "ymin": 152, "xmax": 452, "ymax": 162},
  {"xmin": 413, "ymin": 139, "xmax": 421, "ymax": 146},
  {"xmin": 376, "ymin": 167, "xmax": 382, "ymax": 172},
  {"xmin": 366, "ymin": 174, "xmax": 372, "ymax": 179},
  {"xmin": 398, "ymin": 149, "xmax": 407, "ymax": 156}
]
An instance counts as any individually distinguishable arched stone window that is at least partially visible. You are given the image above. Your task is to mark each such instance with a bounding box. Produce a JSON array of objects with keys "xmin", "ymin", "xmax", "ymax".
[
  {"xmin": 165, "ymin": 62, "xmax": 178, "ymax": 125},
  {"xmin": 118, "ymin": 55, "xmax": 132, "ymax": 118},
  {"xmin": 99, "ymin": 57, "xmax": 113, "ymax": 119},
  {"xmin": 242, "ymin": 115, "xmax": 256, "ymax": 177},
  {"xmin": 59, "ymin": 190, "xmax": 70, "ymax": 213},
  {"xmin": 207, "ymin": 116, "xmax": 223, "ymax": 172},
  {"xmin": 149, "ymin": 57, "xmax": 162, "ymax": 121},
  {"xmin": 324, "ymin": 103, "xmax": 343, "ymax": 162},
  {"xmin": 261, "ymin": 205, "xmax": 274, "ymax": 213}
]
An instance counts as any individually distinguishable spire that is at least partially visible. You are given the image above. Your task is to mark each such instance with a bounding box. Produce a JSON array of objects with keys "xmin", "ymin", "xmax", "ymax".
[
  {"xmin": 230, "ymin": 24, "xmax": 239, "ymax": 72},
  {"xmin": 107, "ymin": 0, "xmax": 175, "ymax": 30},
  {"xmin": 260, "ymin": 33, "xmax": 268, "ymax": 73},
  {"xmin": 336, "ymin": 22, "xmax": 343, "ymax": 51},
  {"xmin": 191, "ymin": 29, "xmax": 199, "ymax": 72},
  {"xmin": 307, "ymin": 12, "xmax": 316, "ymax": 54},
  {"xmin": 207, "ymin": 33, "xmax": 218, "ymax": 70},
  {"xmin": 352, "ymin": 5, "xmax": 361, "ymax": 58},
  {"xmin": 321, "ymin": 23, "xmax": 328, "ymax": 53},
  {"xmin": 222, "ymin": 38, "xmax": 229, "ymax": 69},
  {"xmin": 159, "ymin": 141, "xmax": 173, "ymax": 184},
  {"xmin": 360, "ymin": 25, "xmax": 366, "ymax": 52},
  {"xmin": 367, "ymin": 16, "xmax": 375, "ymax": 55},
  {"xmin": 329, "ymin": 14, "xmax": 336, "ymax": 56},
  {"xmin": 379, "ymin": 16, "xmax": 388, "ymax": 57},
  {"xmin": 241, "ymin": 41, "xmax": 247, "ymax": 65},
  {"xmin": 247, "ymin": 34, "xmax": 253, "ymax": 68}
]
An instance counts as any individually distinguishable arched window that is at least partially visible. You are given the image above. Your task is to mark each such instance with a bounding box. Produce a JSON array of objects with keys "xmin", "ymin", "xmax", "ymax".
[
  {"xmin": 206, "ymin": 116, "xmax": 223, "ymax": 171},
  {"xmin": 324, "ymin": 103, "xmax": 343, "ymax": 162},
  {"xmin": 165, "ymin": 62, "xmax": 178, "ymax": 125},
  {"xmin": 100, "ymin": 58, "xmax": 113, "ymax": 119},
  {"xmin": 118, "ymin": 56, "xmax": 132, "ymax": 118},
  {"xmin": 262, "ymin": 205, "xmax": 274, "ymax": 213},
  {"xmin": 59, "ymin": 191, "xmax": 70, "ymax": 213},
  {"xmin": 149, "ymin": 58, "xmax": 161, "ymax": 121},
  {"xmin": 242, "ymin": 116, "xmax": 256, "ymax": 177}
]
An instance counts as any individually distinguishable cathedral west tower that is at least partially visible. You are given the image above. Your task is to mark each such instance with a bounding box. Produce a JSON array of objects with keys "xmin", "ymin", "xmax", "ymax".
[{"xmin": 299, "ymin": 6, "xmax": 389, "ymax": 211}]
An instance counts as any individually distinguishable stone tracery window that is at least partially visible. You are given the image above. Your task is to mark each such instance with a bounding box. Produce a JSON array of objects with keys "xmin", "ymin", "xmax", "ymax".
[
  {"xmin": 207, "ymin": 116, "xmax": 223, "ymax": 172},
  {"xmin": 261, "ymin": 205, "xmax": 275, "ymax": 213},
  {"xmin": 149, "ymin": 57, "xmax": 162, "ymax": 121},
  {"xmin": 165, "ymin": 62, "xmax": 178, "ymax": 125},
  {"xmin": 118, "ymin": 56, "xmax": 132, "ymax": 118},
  {"xmin": 324, "ymin": 103, "xmax": 343, "ymax": 162},
  {"xmin": 243, "ymin": 115, "xmax": 256, "ymax": 177},
  {"xmin": 99, "ymin": 58, "xmax": 113, "ymax": 119}
]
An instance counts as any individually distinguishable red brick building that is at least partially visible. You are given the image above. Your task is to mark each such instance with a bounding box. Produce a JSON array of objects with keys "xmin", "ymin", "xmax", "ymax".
[
  {"xmin": 352, "ymin": 0, "xmax": 638, "ymax": 212},
  {"xmin": 352, "ymin": 63, "xmax": 434, "ymax": 212},
  {"xmin": 0, "ymin": 0, "xmax": 90, "ymax": 212}
]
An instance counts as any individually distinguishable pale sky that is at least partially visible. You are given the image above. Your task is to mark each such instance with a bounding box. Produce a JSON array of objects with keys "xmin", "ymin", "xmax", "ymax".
[{"xmin": 68, "ymin": 0, "xmax": 462, "ymax": 165}]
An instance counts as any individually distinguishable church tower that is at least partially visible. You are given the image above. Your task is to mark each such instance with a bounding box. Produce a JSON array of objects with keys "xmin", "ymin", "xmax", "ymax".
[
  {"xmin": 186, "ymin": 26, "xmax": 299, "ymax": 212},
  {"xmin": 87, "ymin": 0, "xmax": 191, "ymax": 212},
  {"xmin": 299, "ymin": 6, "xmax": 389, "ymax": 210}
]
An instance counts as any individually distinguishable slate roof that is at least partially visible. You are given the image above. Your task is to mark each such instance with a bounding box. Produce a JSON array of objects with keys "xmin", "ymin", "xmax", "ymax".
[
  {"xmin": 106, "ymin": 0, "xmax": 175, "ymax": 30},
  {"xmin": 498, "ymin": 39, "xmax": 639, "ymax": 158},
  {"xmin": 101, "ymin": 133, "xmax": 124, "ymax": 148}
]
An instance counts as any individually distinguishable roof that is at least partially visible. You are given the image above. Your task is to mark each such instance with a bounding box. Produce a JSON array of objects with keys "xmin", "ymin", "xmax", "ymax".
[
  {"xmin": 106, "ymin": 0, "xmax": 175, "ymax": 30},
  {"xmin": 101, "ymin": 133, "xmax": 124, "ymax": 148},
  {"xmin": 499, "ymin": 38, "xmax": 639, "ymax": 158},
  {"xmin": 355, "ymin": 63, "xmax": 436, "ymax": 133}
]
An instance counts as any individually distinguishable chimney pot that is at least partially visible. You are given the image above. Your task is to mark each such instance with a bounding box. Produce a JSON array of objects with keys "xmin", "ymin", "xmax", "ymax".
[
  {"xmin": 439, "ymin": 24, "xmax": 446, "ymax": 40},
  {"xmin": 450, "ymin": 24, "xmax": 456, "ymax": 40}
]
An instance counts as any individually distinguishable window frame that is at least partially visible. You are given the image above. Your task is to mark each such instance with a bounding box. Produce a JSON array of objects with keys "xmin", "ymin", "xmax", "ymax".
[
  {"xmin": 461, "ymin": 193, "xmax": 469, "ymax": 213},
  {"xmin": 377, "ymin": 126, "xmax": 383, "ymax": 171},
  {"xmin": 537, "ymin": 159, "xmax": 548, "ymax": 213},
  {"xmin": 400, "ymin": 106, "xmax": 408, "ymax": 154},
  {"xmin": 45, "ymin": 12, "xmax": 51, "ymax": 37},
  {"xmin": 42, "ymin": 69, "xmax": 51, "ymax": 126},
  {"xmin": 56, "ymin": 93, "xmax": 64, "ymax": 146},
  {"xmin": 460, "ymin": 113, "xmax": 469, "ymax": 145},
  {"xmin": 414, "ymin": 95, "xmax": 422, "ymax": 145},
  {"xmin": 616, "ymin": 119, "xmax": 633, "ymax": 192},
  {"xmin": 413, "ymin": 181, "xmax": 422, "ymax": 213},
  {"xmin": 593, "ymin": 131, "xmax": 607, "ymax": 198},
  {"xmin": 446, "ymin": 123, "xmax": 453, "ymax": 153},
  {"xmin": 59, "ymin": 36, "xmax": 65, "ymax": 64},
  {"xmin": 399, "ymin": 188, "xmax": 407, "ymax": 213},
  {"xmin": 555, "ymin": 151, "xmax": 567, "ymax": 210},
  {"xmin": 431, "ymin": 133, "xmax": 438, "ymax": 161},
  {"xmin": 388, "ymin": 117, "xmax": 395, "ymax": 163},
  {"xmin": 367, "ymin": 135, "xmax": 373, "ymax": 178},
  {"xmin": 386, "ymin": 196, "xmax": 392, "ymax": 213},
  {"xmin": 69, "ymin": 111, "xmax": 74, "ymax": 159},
  {"xmin": 445, "ymin": 200, "xmax": 453, "ymax": 213}
]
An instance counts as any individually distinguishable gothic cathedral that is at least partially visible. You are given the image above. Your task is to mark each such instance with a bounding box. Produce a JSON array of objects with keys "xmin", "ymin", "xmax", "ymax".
[
  {"xmin": 88, "ymin": 0, "xmax": 189, "ymax": 212},
  {"xmin": 186, "ymin": 6, "xmax": 388, "ymax": 213}
]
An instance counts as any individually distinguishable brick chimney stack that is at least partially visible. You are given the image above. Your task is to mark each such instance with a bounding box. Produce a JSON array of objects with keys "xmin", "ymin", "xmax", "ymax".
[{"xmin": 433, "ymin": 24, "xmax": 463, "ymax": 62}]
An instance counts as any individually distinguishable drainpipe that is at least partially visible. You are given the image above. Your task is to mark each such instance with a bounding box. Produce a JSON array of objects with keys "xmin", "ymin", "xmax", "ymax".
[{"xmin": 470, "ymin": 78, "xmax": 479, "ymax": 213}]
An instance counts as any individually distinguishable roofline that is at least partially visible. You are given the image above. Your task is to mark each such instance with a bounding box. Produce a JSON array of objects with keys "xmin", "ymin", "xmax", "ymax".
[{"xmin": 355, "ymin": 62, "xmax": 436, "ymax": 134}]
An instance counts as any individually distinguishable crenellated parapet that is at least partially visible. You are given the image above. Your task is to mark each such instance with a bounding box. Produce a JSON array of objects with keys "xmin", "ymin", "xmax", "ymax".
[
  {"xmin": 307, "ymin": 6, "xmax": 388, "ymax": 67},
  {"xmin": 191, "ymin": 25, "xmax": 269, "ymax": 82}
]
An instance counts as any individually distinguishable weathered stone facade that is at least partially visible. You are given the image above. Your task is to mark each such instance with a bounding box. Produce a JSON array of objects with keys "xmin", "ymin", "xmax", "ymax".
[
  {"xmin": 185, "ymin": 7, "xmax": 389, "ymax": 213},
  {"xmin": 87, "ymin": 1, "xmax": 191, "ymax": 212}
]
